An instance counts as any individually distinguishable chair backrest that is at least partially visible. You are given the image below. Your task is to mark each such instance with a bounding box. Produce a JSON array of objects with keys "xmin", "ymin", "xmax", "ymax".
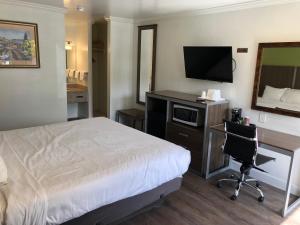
[{"xmin": 223, "ymin": 121, "xmax": 258, "ymax": 165}]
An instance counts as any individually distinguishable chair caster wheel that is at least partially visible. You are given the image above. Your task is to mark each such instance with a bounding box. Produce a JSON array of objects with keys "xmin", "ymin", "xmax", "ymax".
[
  {"xmin": 230, "ymin": 195, "xmax": 237, "ymax": 201},
  {"xmin": 217, "ymin": 182, "xmax": 222, "ymax": 188},
  {"xmin": 256, "ymin": 182, "xmax": 261, "ymax": 188},
  {"xmin": 258, "ymin": 196, "xmax": 264, "ymax": 202}
]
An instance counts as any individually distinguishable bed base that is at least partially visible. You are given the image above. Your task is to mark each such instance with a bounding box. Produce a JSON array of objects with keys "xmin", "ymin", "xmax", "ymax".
[{"xmin": 61, "ymin": 177, "xmax": 182, "ymax": 225}]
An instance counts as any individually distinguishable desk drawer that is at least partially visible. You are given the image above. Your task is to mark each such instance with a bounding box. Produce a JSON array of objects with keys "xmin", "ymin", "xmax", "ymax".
[
  {"xmin": 166, "ymin": 122, "xmax": 203, "ymax": 152},
  {"xmin": 166, "ymin": 122, "xmax": 204, "ymax": 173},
  {"xmin": 67, "ymin": 91, "xmax": 88, "ymax": 103}
]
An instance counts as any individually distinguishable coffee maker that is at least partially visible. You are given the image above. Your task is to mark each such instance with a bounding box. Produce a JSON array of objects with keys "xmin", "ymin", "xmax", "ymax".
[{"xmin": 231, "ymin": 108, "xmax": 242, "ymax": 123}]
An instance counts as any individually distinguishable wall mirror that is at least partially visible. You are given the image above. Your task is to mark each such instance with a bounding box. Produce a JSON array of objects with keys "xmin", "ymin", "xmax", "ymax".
[
  {"xmin": 252, "ymin": 42, "xmax": 300, "ymax": 118},
  {"xmin": 137, "ymin": 24, "xmax": 157, "ymax": 105},
  {"xmin": 65, "ymin": 41, "xmax": 76, "ymax": 70}
]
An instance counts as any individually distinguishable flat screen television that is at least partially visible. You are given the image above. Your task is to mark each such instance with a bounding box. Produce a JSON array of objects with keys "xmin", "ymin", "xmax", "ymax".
[{"xmin": 183, "ymin": 46, "xmax": 233, "ymax": 83}]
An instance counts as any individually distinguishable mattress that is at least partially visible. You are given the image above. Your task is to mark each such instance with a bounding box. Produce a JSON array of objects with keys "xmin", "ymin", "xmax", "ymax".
[{"xmin": 0, "ymin": 117, "xmax": 190, "ymax": 225}]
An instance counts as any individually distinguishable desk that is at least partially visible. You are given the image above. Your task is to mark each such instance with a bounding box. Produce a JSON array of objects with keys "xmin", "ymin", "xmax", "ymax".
[
  {"xmin": 206, "ymin": 124, "xmax": 300, "ymax": 217},
  {"xmin": 116, "ymin": 109, "xmax": 145, "ymax": 131}
]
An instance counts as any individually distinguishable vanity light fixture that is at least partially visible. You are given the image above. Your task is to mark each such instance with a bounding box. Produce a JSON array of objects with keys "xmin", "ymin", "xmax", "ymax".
[{"xmin": 65, "ymin": 41, "xmax": 73, "ymax": 50}]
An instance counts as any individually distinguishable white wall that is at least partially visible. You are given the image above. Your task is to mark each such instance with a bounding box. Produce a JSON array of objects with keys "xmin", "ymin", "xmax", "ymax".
[
  {"xmin": 137, "ymin": 3, "xmax": 300, "ymax": 194},
  {"xmin": 109, "ymin": 18, "xmax": 135, "ymax": 119},
  {"xmin": 0, "ymin": 1, "xmax": 67, "ymax": 130}
]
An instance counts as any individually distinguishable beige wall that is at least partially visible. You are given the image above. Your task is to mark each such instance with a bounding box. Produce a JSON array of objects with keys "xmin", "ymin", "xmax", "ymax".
[
  {"xmin": 135, "ymin": 3, "xmax": 300, "ymax": 194},
  {"xmin": 0, "ymin": 1, "xmax": 67, "ymax": 130}
]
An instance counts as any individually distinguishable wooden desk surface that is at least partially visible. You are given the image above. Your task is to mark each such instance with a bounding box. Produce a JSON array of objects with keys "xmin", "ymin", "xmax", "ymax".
[
  {"xmin": 117, "ymin": 108, "xmax": 145, "ymax": 120},
  {"xmin": 147, "ymin": 90, "xmax": 229, "ymax": 105},
  {"xmin": 67, "ymin": 83, "xmax": 88, "ymax": 93},
  {"xmin": 211, "ymin": 124, "xmax": 300, "ymax": 153}
]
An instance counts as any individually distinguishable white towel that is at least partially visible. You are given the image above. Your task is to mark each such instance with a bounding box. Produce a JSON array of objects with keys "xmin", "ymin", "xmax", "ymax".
[{"xmin": 0, "ymin": 156, "xmax": 7, "ymax": 185}]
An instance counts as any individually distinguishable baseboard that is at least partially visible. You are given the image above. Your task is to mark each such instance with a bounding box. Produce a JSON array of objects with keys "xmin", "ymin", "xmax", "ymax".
[{"xmin": 230, "ymin": 161, "xmax": 300, "ymax": 195}]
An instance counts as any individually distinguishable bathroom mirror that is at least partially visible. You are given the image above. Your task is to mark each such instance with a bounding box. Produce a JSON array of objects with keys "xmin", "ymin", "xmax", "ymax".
[
  {"xmin": 252, "ymin": 42, "xmax": 300, "ymax": 118},
  {"xmin": 65, "ymin": 41, "xmax": 76, "ymax": 69},
  {"xmin": 137, "ymin": 24, "xmax": 157, "ymax": 105}
]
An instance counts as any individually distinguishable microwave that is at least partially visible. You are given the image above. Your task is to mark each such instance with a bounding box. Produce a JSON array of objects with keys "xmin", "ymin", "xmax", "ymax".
[{"xmin": 173, "ymin": 104, "xmax": 203, "ymax": 127}]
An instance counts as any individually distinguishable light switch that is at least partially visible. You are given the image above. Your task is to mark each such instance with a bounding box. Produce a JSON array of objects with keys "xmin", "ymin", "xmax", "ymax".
[{"xmin": 237, "ymin": 48, "xmax": 248, "ymax": 53}]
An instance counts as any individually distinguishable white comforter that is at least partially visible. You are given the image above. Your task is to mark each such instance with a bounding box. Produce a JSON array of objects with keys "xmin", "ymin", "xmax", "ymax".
[{"xmin": 0, "ymin": 118, "xmax": 190, "ymax": 225}]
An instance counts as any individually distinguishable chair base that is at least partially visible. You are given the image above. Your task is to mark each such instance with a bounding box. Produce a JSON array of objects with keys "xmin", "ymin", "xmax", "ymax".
[{"xmin": 217, "ymin": 173, "xmax": 264, "ymax": 202}]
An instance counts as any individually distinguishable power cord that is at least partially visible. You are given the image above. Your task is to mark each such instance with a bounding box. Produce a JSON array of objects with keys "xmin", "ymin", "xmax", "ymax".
[{"xmin": 232, "ymin": 58, "xmax": 237, "ymax": 72}]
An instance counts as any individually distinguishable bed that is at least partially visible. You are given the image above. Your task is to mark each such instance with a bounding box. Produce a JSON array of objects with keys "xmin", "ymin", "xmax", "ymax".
[{"xmin": 0, "ymin": 117, "xmax": 190, "ymax": 225}]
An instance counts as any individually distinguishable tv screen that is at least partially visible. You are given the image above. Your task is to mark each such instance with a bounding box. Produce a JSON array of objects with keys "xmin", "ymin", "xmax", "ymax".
[{"xmin": 183, "ymin": 46, "xmax": 233, "ymax": 83}]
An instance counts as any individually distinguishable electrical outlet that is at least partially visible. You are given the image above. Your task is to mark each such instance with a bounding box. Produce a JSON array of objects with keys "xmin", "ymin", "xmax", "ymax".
[{"xmin": 259, "ymin": 113, "xmax": 267, "ymax": 123}]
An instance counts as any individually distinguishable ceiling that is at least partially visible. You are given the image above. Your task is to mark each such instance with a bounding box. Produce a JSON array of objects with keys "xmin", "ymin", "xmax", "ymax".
[
  {"xmin": 64, "ymin": 0, "xmax": 259, "ymax": 18},
  {"xmin": 21, "ymin": 0, "xmax": 300, "ymax": 19}
]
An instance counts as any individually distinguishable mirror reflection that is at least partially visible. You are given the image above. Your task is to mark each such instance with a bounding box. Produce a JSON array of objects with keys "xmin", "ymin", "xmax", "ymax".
[
  {"xmin": 66, "ymin": 43, "xmax": 76, "ymax": 70},
  {"xmin": 139, "ymin": 30, "xmax": 154, "ymax": 102},
  {"xmin": 137, "ymin": 25, "xmax": 157, "ymax": 105},
  {"xmin": 252, "ymin": 43, "xmax": 300, "ymax": 116}
]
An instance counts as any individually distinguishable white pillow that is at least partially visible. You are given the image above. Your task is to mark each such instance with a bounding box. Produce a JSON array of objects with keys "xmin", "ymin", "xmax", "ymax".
[
  {"xmin": 281, "ymin": 89, "xmax": 300, "ymax": 104},
  {"xmin": 0, "ymin": 156, "xmax": 7, "ymax": 185},
  {"xmin": 262, "ymin": 85, "xmax": 288, "ymax": 101}
]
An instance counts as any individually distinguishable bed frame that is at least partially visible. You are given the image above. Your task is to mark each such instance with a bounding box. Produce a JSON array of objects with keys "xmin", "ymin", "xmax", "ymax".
[{"xmin": 61, "ymin": 177, "xmax": 182, "ymax": 225}]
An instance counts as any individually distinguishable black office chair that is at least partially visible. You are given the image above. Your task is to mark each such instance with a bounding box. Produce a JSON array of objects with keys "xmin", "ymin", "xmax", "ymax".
[{"xmin": 217, "ymin": 121, "xmax": 275, "ymax": 202}]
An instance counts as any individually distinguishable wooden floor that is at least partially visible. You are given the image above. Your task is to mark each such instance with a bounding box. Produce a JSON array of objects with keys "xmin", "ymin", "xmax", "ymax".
[{"xmin": 120, "ymin": 171, "xmax": 300, "ymax": 225}]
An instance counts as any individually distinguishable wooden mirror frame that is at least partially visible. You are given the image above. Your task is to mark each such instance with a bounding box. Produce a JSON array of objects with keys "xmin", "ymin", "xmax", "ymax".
[
  {"xmin": 136, "ymin": 24, "xmax": 157, "ymax": 105},
  {"xmin": 251, "ymin": 42, "xmax": 300, "ymax": 118}
]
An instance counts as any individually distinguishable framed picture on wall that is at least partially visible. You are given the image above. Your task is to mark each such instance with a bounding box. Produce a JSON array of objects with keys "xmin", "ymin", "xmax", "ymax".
[{"xmin": 0, "ymin": 20, "xmax": 40, "ymax": 68}]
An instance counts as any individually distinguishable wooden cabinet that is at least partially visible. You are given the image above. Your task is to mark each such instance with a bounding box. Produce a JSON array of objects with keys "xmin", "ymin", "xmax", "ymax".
[
  {"xmin": 67, "ymin": 91, "xmax": 88, "ymax": 103},
  {"xmin": 166, "ymin": 122, "xmax": 203, "ymax": 173},
  {"xmin": 146, "ymin": 90, "xmax": 229, "ymax": 176},
  {"xmin": 67, "ymin": 84, "xmax": 89, "ymax": 121}
]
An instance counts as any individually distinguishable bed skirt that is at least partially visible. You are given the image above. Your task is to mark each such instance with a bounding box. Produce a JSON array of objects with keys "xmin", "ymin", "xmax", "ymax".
[{"xmin": 61, "ymin": 177, "xmax": 182, "ymax": 225}]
